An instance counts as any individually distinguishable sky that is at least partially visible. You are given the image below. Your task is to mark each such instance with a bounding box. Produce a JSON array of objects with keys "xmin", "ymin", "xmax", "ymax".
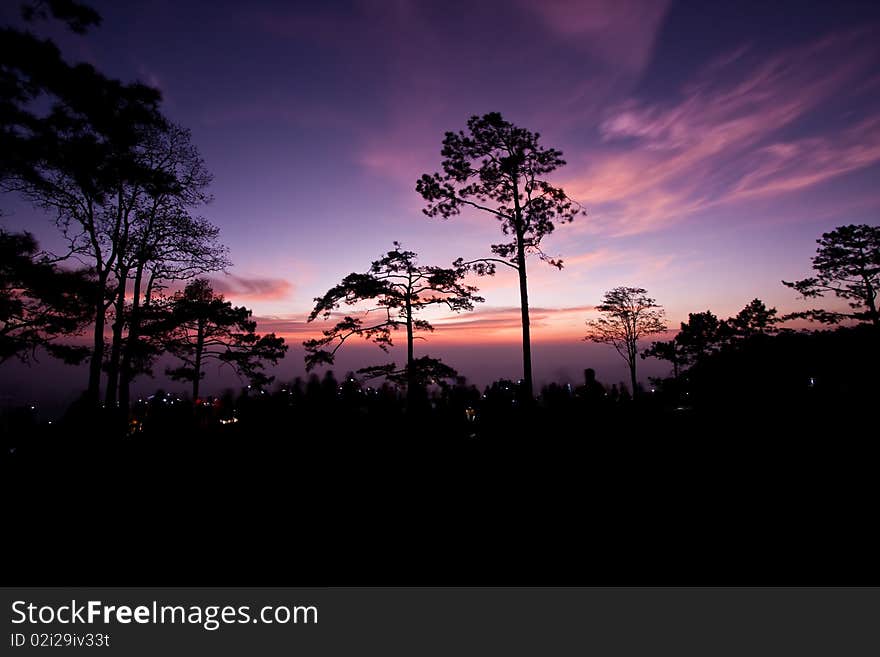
[{"xmin": 2, "ymin": 0, "xmax": 880, "ymax": 404}]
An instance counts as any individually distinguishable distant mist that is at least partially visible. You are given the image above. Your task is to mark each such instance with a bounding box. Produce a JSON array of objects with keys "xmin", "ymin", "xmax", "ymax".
[{"xmin": 0, "ymin": 341, "xmax": 671, "ymax": 419}]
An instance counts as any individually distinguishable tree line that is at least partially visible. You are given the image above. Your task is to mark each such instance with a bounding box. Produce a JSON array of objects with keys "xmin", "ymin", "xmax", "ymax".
[
  {"xmin": 1, "ymin": 1, "xmax": 286, "ymax": 425},
  {"xmin": 2, "ymin": 1, "xmax": 878, "ymax": 432}
]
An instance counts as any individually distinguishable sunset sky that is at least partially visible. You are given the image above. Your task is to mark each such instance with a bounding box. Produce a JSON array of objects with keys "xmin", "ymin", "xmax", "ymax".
[{"xmin": 3, "ymin": 0, "xmax": 880, "ymax": 402}]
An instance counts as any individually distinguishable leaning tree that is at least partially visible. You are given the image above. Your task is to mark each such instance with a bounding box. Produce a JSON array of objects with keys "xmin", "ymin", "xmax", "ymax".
[
  {"xmin": 783, "ymin": 224, "xmax": 880, "ymax": 327},
  {"xmin": 304, "ymin": 243, "xmax": 482, "ymax": 405},
  {"xmin": 417, "ymin": 112, "xmax": 582, "ymax": 399},
  {"xmin": 584, "ymin": 287, "xmax": 667, "ymax": 397}
]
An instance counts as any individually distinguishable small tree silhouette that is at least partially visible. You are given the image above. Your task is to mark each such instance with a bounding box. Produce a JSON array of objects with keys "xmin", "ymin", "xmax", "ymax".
[
  {"xmin": 585, "ymin": 287, "xmax": 667, "ymax": 397},
  {"xmin": 304, "ymin": 243, "xmax": 482, "ymax": 406},
  {"xmin": 783, "ymin": 224, "xmax": 880, "ymax": 326},
  {"xmin": 676, "ymin": 310, "xmax": 724, "ymax": 366},
  {"xmin": 641, "ymin": 339, "xmax": 684, "ymax": 380},
  {"xmin": 163, "ymin": 279, "xmax": 287, "ymax": 399},
  {"xmin": 417, "ymin": 112, "xmax": 583, "ymax": 400},
  {"xmin": 727, "ymin": 298, "xmax": 780, "ymax": 339}
]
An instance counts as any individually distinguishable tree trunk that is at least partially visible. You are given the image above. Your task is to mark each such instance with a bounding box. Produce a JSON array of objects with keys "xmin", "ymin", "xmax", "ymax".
[
  {"xmin": 119, "ymin": 264, "xmax": 144, "ymax": 413},
  {"xmin": 104, "ymin": 274, "xmax": 127, "ymax": 407},
  {"xmin": 863, "ymin": 279, "xmax": 878, "ymax": 326},
  {"xmin": 629, "ymin": 358, "xmax": 638, "ymax": 400},
  {"xmin": 405, "ymin": 296, "xmax": 416, "ymax": 408},
  {"xmin": 511, "ymin": 173, "xmax": 533, "ymax": 401},
  {"xmin": 515, "ymin": 235, "xmax": 533, "ymax": 400},
  {"xmin": 193, "ymin": 318, "xmax": 205, "ymax": 400},
  {"xmin": 86, "ymin": 271, "xmax": 107, "ymax": 406}
]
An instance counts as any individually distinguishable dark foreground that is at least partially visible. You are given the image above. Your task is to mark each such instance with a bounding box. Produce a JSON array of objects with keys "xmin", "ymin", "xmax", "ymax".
[{"xmin": 4, "ymin": 393, "xmax": 876, "ymax": 586}]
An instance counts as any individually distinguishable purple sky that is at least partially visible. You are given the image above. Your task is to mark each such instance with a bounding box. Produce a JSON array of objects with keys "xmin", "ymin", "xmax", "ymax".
[{"xmin": 2, "ymin": 0, "xmax": 880, "ymax": 405}]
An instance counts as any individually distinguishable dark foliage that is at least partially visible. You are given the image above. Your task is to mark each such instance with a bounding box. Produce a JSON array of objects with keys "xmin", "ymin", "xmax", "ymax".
[
  {"xmin": 0, "ymin": 229, "xmax": 92, "ymax": 364},
  {"xmin": 162, "ymin": 279, "xmax": 287, "ymax": 399},
  {"xmin": 20, "ymin": 0, "xmax": 101, "ymax": 34},
  {"xmin": 783, "ymin": 224, "xmax": 880, "ymax": 326},
  {"xmin": 305, "ymin": 243, "xmax": 481, "ymax": 404}
]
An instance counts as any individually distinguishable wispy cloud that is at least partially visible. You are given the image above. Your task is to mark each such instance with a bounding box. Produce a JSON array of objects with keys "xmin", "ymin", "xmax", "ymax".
[
  {"xmin": 255, "ymin": 304, "xmax": 597, "ymax": 346},
  {"xmin": 730, "ymin": 116, "xmax": 880, "ymax": 199},
  {"xmin": 210, "ymin": 275, "xmax": 293, "ymax": 302},
  {"xmin": 343, "ymin": 1, "xmax": 674, "ymax": 185},
  {"xmin": 430, "ymin": 305, "xmax": 597, "ymax": 342},
  {"xmin": 563, "ymin": 30, "xmax": 880, "ymax": 235}
]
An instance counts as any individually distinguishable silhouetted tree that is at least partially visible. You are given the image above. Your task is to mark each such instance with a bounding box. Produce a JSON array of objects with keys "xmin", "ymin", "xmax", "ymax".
[
  {"xmin": 0, "ymin": 229, "xmax": 92, "ymax": 364},
  {"xmin": 641, "ymin": 339, "xmax": 684, "ymax": 380},
  {"xmin": 417, "ymin": 112, "xmax": 582, "ymax": 399},
  {"xmin": 305, "ymin": 244, "xmax": 481, "ymax": 405},
  {"xmin": 107, "ymin": 123, "xmax": 228, "ymax": 411},
  {"xmin": 3, "ymin": 56, "xmax": 164, "ymax": 404},
  {"xmin": 783, "ymin": 224, "xmax": 880, "ymax": 326},
  {"xmin": 116, "ymin": 213, "xmax": 227, "ymax": 411},
  {"xmin": 1, "ymin": 1, "xmax": 102, "ymax": 188},
  {"xmin": 358, "ymin": 356, "xmax": 460, "ymax": 393},
  {"xmin": 19, "ymin": 1, "xmax": 101, "ymax": 32},
  {"xmin": 163, "ymin": 279, "xmax": 287, "ymax": 399},
  {"xmin": 676, "ymin": 310, "xmax": 724, "ymax": 366},
  {"xmin": 584, "ymin": 287, "xmax": 667, "ymax": 397},
  {"xmin": 727, "ymin": 298, "xmax": 780, "ymax": 339}
]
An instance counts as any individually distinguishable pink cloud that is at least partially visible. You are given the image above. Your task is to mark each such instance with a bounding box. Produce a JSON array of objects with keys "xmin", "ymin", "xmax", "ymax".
[
  {"xmin": 253, "ymin": 315, "xmax": 310, "ymax": 337},
  {"xmin": 563, "ymin": 30, "xmax": 880, "ymax": 236},
  {"xmin": 731, "ymin": 116, "xmax": 880, "ymax": 199},
  {"xmin": 429, "ymin": 305, "xmax": 598, "ymax": 342},
  {"xmin": 356, "ymin": 2, "xmax": 673, "ymax": 187},
  {"xmin": 358, "ymin": 133, "xmax": 437, "ymax": 187},
  {"xmin": 210, "ymin": 275, "xmax": 293, "ymax": 302},
  {"xmin": 256, "ymin": 304, "xmax": 600, "ymax": 346}
]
